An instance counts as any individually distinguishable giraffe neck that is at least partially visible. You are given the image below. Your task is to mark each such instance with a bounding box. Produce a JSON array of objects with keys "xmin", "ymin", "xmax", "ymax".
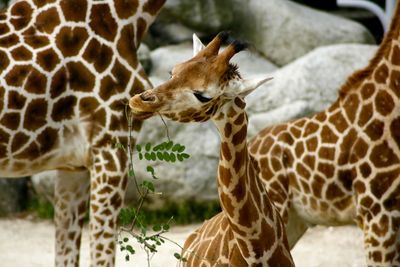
[
  {"xmin": 339, "ymin": 2, "xmax": 400, "ymax": 99},
  {"xmin": 212, "ymin": 97, "xmax": 276, "ymax": 238}
]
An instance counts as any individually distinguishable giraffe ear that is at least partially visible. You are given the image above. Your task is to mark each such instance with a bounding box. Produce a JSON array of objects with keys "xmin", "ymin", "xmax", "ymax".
[
  {"xmin": 238, "ymin": 76, "xmax": 273, "ymax": 98},
  {"xmin": 193, "ymin": 33, "xmax": 205, "ymax": 56}
]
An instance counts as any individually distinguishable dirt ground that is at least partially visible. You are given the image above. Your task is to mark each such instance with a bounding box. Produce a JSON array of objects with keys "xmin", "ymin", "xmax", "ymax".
[{"xmin": 0, "ymin": 218, "xmax": 366, "ymax": 267}]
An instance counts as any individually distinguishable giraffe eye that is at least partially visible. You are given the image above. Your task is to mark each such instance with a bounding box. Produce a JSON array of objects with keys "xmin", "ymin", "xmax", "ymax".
[{"xmin": 193, "ymin": 92, "xmax": 212, "ymax": 103}]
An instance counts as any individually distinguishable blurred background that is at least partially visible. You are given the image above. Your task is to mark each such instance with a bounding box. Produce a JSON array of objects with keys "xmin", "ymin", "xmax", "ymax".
[
  {"xmin": 0, "ymin": 0, "xmax": 387, "ymax": 221},
  {"xmin": 0, "ymin": 0, "xmax": 394, "ymax": 266}
]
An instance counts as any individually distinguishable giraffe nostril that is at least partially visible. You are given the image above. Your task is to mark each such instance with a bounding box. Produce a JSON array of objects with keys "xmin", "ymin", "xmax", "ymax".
[{"xmin": 140, "ymin": 92, "xmax": 156, "ymax": 102}]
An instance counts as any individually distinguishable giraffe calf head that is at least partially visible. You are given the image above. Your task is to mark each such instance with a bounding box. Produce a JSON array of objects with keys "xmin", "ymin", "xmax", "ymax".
[{"xmin": 129, "ymin": 32, "xmax": 272, "ymax": 122}]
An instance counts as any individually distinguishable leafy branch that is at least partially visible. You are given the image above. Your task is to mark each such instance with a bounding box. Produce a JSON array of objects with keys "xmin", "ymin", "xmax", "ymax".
[{"xmin": 116, "ymin": 109, "xmax": 191, "ymax": 266}]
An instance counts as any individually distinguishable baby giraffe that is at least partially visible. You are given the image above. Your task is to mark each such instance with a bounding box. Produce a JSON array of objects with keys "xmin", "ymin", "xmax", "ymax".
[{"xmin": 129, "ymin": 32, "xmax": 294, "ymax": 267}]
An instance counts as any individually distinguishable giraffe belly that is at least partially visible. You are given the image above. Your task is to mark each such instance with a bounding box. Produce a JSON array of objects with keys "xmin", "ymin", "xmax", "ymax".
[
  {"xmin": 0, "ymin": 153, "xmax": 88, "ymax": 178},
  {"xmin": 0, "ymin": 133, "xmax": 89, "ymax": 177},
  {"xmin": 291, "ymin": 192, "xmax": 357, "ymax": 226}
]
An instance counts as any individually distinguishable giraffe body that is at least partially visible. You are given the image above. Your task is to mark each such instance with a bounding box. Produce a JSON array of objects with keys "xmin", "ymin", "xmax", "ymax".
[
  {"xmin": 0, "ymin": 0, "xmax": 165, "ymax": 266},
  {"xmin": 129, "ymin": 33, "xmax": 294, "ymax": 266},
  {"xmin": 250, "ymin": 3, "xmax": 400, "ymax": 266}
]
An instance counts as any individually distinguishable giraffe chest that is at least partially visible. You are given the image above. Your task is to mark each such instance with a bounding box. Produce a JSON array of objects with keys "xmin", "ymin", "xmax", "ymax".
[{"xmin": 290, "ymin": 185, "xmax": 356, "ymax": 225}]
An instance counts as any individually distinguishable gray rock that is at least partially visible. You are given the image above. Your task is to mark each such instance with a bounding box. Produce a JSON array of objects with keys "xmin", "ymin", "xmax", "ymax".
[
  {"xmin": 157, "ymin": 0, "xmax": 235, "ymax": 34},
  {"xmin": 150, "ymin": 42, "xmax": 277, "ymax": 81},
  {"xmin": 30, "ymin": 171, "xmax": 55, "ymax": 204},
  {"xmin": 0, "ymin": 178, "xmax": 28, "ymax": 216},
  {"xmin": 246, "ymin": 44, "xmax": 378, "ymax": 134},
  {"xmin": 137, "ymin": 44, "xmax": 152, "ymax": 74},
  {"xmin": 155, "ymin": 0, "xmax": 375, "ymax": 66},
  {"xmin": 248, "ymin": 101, "xmax": 312, "ymax": 138},
  {"xmin": 234, "ymin": 0, "xmax": 376, "ymax": 66}
]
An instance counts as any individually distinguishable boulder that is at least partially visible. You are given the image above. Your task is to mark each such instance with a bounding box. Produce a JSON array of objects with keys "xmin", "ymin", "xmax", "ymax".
[
  {"xmin": 156, "ymin": 0, "xmax": 235, "ymax": 34},
  {"xmin": 149, "ymin": 42, "xmax": 277, "ymax": 81},
  {"xmin": 137, "ymin": 44, "xmax": 152, "ymax": 74},
  {"xmin": 155, "ymin": 0, "xmax": 375, "ymax": 66},
  {"xmin": 0, "ymin": 178, "xmax": 28, "ymax": 216},
  {"xmin": 233, "ymin": 0, "xmax": 376, "ymax": 65},
  {"xmin": 246, "ymin": 44, "xmax": 377, "ymax": 136}
]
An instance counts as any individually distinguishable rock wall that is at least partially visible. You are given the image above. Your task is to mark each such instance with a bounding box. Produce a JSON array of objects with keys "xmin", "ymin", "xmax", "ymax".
[{"xmin": 154, "ymin": 0, "xmax": 375, "ymax": 65}]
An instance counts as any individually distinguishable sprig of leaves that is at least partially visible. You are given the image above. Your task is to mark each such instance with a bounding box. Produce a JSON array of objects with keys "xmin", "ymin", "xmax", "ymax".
[
  {"xmin": 118, "ymin": 134, "xmax": 191, "ymax": 265},
  {"xmin": 136, "ymin": 141, "xmax": 190, "ymax": 163}
]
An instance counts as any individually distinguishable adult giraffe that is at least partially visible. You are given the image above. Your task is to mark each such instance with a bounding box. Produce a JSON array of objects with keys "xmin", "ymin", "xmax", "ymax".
[
  {"xmin": 249, "ymin": 2, "xmax": 400, "ymax": 266},
  {"xmin": 129, "ymin": 32, "xmax": 294, "ymax": 267},
  {"xmin": 0, "ymin": 0, "xmax": 165, "ymax": 266}
]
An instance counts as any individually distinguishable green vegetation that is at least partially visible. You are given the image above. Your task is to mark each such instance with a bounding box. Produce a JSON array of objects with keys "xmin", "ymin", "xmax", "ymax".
[
  {"xmin": 26, "ymin": 189, "xmax": 220, "ymax": 225},
  {"xmin": 27, "ymin": 195, "xmax": 54, "ymax": 219},
  {"xmin": 121, "ymin": 199, "xmax": 221, "ymax": 226}
]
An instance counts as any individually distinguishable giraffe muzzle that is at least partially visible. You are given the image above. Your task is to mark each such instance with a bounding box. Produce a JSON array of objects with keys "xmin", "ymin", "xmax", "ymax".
[{"xmin": 139, "ymin": 91, "xmax": 157, "ymax": 102}]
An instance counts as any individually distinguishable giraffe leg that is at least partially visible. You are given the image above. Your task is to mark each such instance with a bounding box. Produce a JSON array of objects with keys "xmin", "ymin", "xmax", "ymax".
[
  {"xmin": 357, "ymin": 205, "xmax": 400, "ymax": 266},
  {"xmin": 89, "ymin": 149, "xmax": 128, "ymax": 267},
  {"xmin": 285, "ymin": 206, "xmax": 309, "ymax": 249},
  {"xmin": 269, "ymin": 189, "xmax": 309, "ymax": 248},
  {"xmin": 55, "ymin": 170, "xmax": 90, "ymax": 267}
]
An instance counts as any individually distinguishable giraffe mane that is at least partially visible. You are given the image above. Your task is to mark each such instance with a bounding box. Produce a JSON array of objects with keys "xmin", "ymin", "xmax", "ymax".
[
  {"xmin": 220, "ymin": 63, "xmax": 241, "ymax": 85},
  {"xmin": 338, "ymin": 3, "xmax": 400, "ymax": 98}
]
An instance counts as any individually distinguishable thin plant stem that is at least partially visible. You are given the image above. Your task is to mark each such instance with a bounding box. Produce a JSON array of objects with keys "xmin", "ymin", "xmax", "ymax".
[{"xmin": 158, "ymin": 113, "xmax": 171, "ymax": 142}]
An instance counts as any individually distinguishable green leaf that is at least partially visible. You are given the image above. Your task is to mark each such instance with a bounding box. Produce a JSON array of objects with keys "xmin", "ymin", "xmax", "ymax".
[
  {"xmin": 114, "ymin": 142, "xmax": 125, "ymax": 150},
  {"xmin": 125, "ymin": 254, "xmax": 130, "ymax": 261},
  {"xmin": 120, "ymin": 246, "xmax": 125, "ymax": 251},
  {"xmin": 165, "ymin": 141, "xmax": 173, "ymax": 150},
  {"xmin": 152, "ymin": 224, "xmax": 161, "ymax": 231},
  {"xmin": 147, "ymin": 182, "xmax": 155, "ymax": 192},
  {"xmin": 180, "ymin": 153, "xmax": 190, "ymax": 159},
  {"xmin": 144, "ymin": 152, "xmax": 151, "ymax": 161},
  {"xmin": 174, "ymin": 253, "xmax": 181, "ymax": 260},
  {"xmin": 145, "ymin": 143, "xmax": 151, "ymax": 151},
  {"xmin": 142, "ymin": 181, "xmax": 155, "ymax": 192},
  {"xmin": 150, "ymin": 152, "xmax": 157, "ymax": 161},
  {"xmin": 123, "ymin": 237, "xmax": 129, "ymax": 242},
  {"xmin": 138, "ymin": 153, "xmax": 143, "ymax": 160},
  {"xmin": 128, "ymin": 169, "xmax": 135, "ymax": 177},
  {"xmin": 177, "ymin": 145, "xmax": 186, "ymax": 153},
  {"xmin": 163, "ymin": 152, "xmax": 170, "ymax": 162},
  {"xmin": 153, "ymin": 143, "xmax": 162, "ymax": 151},
  {"xmin": 177, "ymin": 154, "xmax": 183, "ymax": 162},
  {"xmin": 170, "ymin": 153, "xmax": 176, "ymax": 162},
  {"xmin": 172, "ymin": 144, "xmax": 180, "ymax": 152},
  {"xmin": 156, "ymin": 143, "xmax": 165, "ymax": 150},
  {"xmin": 146, "ymin": 166, "xmax": 154, "ymax": 175},
  {"xmin": 126, "ymin": 245, "xmax": 135, "ymax": 254},
  {"xmin": 118, "ymin": 208, "xmax": 135, "ymax": 226},
  {"xmin": 149, "ymin": 245, "xmax": 157, "ymax": 253},
  {"xmin": 162, "ymin": 224, "xmax": 170, "ymax": 231},
  {"xmin": 135, "ymin": 144, "xmax": 142, "ymax": 152},
  {"xmin": 157, "ymin": 152, "xmax": 164, "ymax": 160}
]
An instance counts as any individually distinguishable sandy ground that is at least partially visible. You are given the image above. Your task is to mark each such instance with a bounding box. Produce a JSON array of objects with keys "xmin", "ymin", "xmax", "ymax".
[{"xmin": 0, "ymin": 218, "xmax": 367, "ymax": 267}]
